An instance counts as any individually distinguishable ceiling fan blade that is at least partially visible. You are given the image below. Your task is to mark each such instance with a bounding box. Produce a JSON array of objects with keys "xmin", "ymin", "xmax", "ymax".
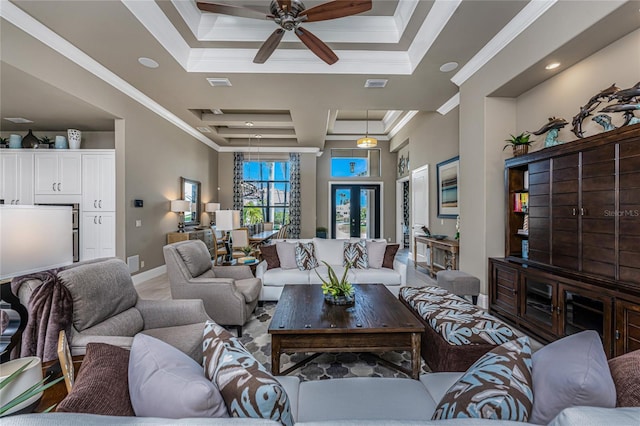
[
  {"xmin": 197, "ymin": 2, "xmax": 270, "ymax": 20},
  {"xmin": 254, "ymin": 28, "xmax": 285, "ymax": 64},
  {"xmin": 276, "ymin": 0, "xmax": 292, "ymax": 13},
  {"xmin": 301, "ymin": 0, "xmax": 372, "ymax": 22},
  {"xmin": 295, "ymin": 27, "xmax": 338, "ymax": 65}
]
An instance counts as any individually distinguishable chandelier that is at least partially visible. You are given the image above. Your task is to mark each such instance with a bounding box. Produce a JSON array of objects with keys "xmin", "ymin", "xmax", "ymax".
[{"xmin": 357, "ymin": 110, "xmax": 377, "ymax": 148}]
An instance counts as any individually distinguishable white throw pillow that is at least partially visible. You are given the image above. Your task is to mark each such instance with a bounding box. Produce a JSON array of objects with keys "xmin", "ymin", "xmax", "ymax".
[
  {"xmin": 128, "ymin": 334, "xmax": 228, "ymax": 419},
  {"xmin": 313, "ymin": 238, "xmax": 348, "ymax": 265},
  {"xmin": 366, "ymin": 240, "xmax": 387, "ymax": 269},
  {"xmin": 276, "ymin": 241, "xmax": 298, "ymax": 270}
]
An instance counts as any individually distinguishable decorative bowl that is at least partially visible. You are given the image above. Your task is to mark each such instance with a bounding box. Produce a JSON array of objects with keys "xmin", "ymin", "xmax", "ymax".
[{"xmin": 432, "ymin": 234, "xmax": 447, "ymax": 240}]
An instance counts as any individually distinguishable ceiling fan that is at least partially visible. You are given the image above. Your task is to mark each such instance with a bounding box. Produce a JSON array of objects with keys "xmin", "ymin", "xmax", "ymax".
[{"xmin": 197, "ymin": 0, "xmax": 372, "ymax": 65}]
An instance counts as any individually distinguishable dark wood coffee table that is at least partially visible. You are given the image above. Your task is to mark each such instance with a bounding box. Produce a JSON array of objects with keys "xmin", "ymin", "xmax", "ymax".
[{"xmin": 268, "ymin": 284, "xmax": 424, "ymax": 379}]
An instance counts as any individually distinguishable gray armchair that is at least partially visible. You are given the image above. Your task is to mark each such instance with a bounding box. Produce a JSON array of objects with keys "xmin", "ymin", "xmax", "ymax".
[
  {"xmin": 163, "ymin": 240, "xmax": 262, "ymax": 337},
  {"xmin": 16, "ymin": 258, "xmax": 210, "ymax": 362}
]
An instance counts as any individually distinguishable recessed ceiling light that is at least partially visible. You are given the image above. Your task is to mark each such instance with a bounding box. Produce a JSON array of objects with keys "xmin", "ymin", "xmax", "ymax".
[
  {"xmin": 4, "ymin": 117, "xmax": 34, "ymax": 123},
  {"xmin": 545, "ymin": 62, "xmax": 561, "ymax": 70},
  {"xmin": 364, "ymin": 79, "xmax": 388, "ymax": 88},
  {"xmin": 138, "ymin": 57, "xmax": 159, "ymax": 68},
  {"xmin": 207, "ymin": 77, "xmax": 232, "ymax": 87},
  {"xmin": 196, "ymin": 127, "xmax": 211, "ymax": 133},
  {"xmin": 211, "ymin": 109, "xmax": 223, "ymax": 114},
  {"xmin": 254, "ymin": 134, "xmax": 262, "ymax": 138},
  {"xmin": 245, "ymin": 121, "xmax": 254, "ymax": 127},
  {"xmin": 439, "ymin": 62, "xmax": 459, "ymax": 72}
]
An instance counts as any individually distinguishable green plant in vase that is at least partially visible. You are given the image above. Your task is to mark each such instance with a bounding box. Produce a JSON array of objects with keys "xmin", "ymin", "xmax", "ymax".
[
  {"xmin": 315, "ymin": 261, "xmax": 354, "ymax": 305},
  {"xmin": 0, "ymin": 359, "xmax": 63, "ymax": 416},
  {"xmin": 241, "ymin": 246, "xmax": 253, "ymax": 256},
  {"xmin": 503, "ymin": 132, "xmax": 533, "ymax": 157}
]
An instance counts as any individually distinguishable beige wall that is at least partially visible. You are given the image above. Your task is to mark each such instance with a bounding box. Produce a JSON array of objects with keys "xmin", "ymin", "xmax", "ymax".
[
  {"xmin": 316, "ymin": 141, "xmax": 397, "ymax": 242},
  {"xmin": 1, "ymin": 22, "xmax": 219, "ymax": 273},
  {"xmin": 517, "ymin": 28, "xmax": 640, "ymax": 151},
  {"xmin": 458, "ymin": 0, "xmax": 628, "ymax": 298},
  {"xmin": 390, "ymin": 110, "xmax": 460, "ymax": 240}
]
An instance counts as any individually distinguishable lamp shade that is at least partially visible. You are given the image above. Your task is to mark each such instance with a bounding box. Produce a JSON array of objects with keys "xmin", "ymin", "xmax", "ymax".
[
  {"xmin": 216, "ymin": 210, "xmax": 240, "ymax": 231},
  {"xmin": 356, "ymin": 136, "xmax": 377, "ymax": 148},
  {"xmin": 205, "ymin": 203, "xmax": 220, "ymax": 213},
  {"xmin": 0, "ymin": 205, "xmax": 73, "ymax": 280},
  {"xmin": 170, "ymin": 199, "xmax": 191, "ymax": 213}
]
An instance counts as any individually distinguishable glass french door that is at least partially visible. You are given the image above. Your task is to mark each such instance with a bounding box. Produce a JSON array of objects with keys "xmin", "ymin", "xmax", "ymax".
[{"xmin": 331, "ymin": 184, "xmax": 380, "ymax": 239}]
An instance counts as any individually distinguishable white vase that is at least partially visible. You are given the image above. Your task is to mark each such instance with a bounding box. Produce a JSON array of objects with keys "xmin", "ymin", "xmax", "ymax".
[{"xmin": 67, "ymin": 129, "xmax": 81, "ymax": 149}]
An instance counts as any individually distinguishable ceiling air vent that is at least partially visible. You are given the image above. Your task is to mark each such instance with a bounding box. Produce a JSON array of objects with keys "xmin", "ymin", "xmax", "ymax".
[
  {"xmin": 364, "ymin": 79, "xmax": 388, "ymax": 88},
  {"xmin": 206, "ymin": 78, "xmax": 232, "ymax": 87}
]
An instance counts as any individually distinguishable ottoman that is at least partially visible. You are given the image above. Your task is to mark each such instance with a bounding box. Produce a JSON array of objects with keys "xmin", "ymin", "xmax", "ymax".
[{"xmin": 436, "ymin": 270, "xmax": 480, "ymax": 304}]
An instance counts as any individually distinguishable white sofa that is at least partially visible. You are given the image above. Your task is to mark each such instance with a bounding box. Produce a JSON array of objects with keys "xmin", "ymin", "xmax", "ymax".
[{"xmin": 256, "ymin": 238, "xmax": 407, "ymax": 301}]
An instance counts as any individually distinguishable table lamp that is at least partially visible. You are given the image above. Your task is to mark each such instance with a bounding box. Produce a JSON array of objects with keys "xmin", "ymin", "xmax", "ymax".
[
  {"xmin": 0, "ymin": 205, "xmax": 73, "ymax": 413},
  {"xmin": 215, "ymin": 210, "xmax": 240, "ymax": 262},
  {"xmin": 170, "ymin": 200, "xmax": 191, "ymax": 233},
  {"xmin": 205, "ymin": 203, "xmax": 221, "ymax": 227}
]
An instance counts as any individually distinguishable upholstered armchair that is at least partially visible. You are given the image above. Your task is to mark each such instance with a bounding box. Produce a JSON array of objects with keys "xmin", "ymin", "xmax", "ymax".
[
  {"xmin": 163, "ymin": 240, "xmax": 262, "ymax": 337},
  {"xmin": 15, "ymin": 258, "xmax": 211, "ymax": 362}
]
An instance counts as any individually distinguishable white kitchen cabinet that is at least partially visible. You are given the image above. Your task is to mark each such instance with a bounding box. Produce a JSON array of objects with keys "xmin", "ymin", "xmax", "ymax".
[
  {"xmin": 0, "ymin": 151, "xmax": 34, "ymax": 205},
  {"xmin": 81, "ymin": 211, "xmax": 115, "ymax": 260},
  {"xmin": 34, "ymin": 152, "xmax": 81, "ymax": 195},
  {"xmin": 82, "ymin": 153, "xmax": 115, "ymax": 211}
]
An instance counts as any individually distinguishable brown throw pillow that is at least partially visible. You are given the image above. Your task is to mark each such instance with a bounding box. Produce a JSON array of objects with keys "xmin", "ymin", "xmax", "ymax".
[
  {"xmin": 260, "ymin": 244, "xmax": 280, "ymax": 270},
  {"xmin": 382, "ymin": 244, "xmax": 400, "ymax": 269},
  {"xmin": 608, "ymin": 349, "xmax": 640, "ymax": 407},
  {"xmin": 56, "ymin": 343, "xmax": 134, "ymax": 416}
]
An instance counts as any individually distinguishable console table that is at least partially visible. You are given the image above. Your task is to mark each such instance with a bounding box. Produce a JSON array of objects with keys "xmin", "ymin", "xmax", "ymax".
[
  {"xmin": 167, "ymin": 228, "xmax": 215, "ymax": 258},
  {"xmin": 414, "ymin": 236, "xmax": 459, "ymax": 277}
]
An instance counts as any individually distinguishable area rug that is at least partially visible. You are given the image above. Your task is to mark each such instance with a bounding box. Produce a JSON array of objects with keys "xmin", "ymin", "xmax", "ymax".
[{"xmin": 238, "ymin": 302, "xmax": 430, "ymax": 381}]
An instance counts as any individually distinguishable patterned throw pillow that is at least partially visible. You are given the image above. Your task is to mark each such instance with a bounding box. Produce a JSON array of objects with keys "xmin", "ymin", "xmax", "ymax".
[
  {"xmin": 295, "ymin": 242, "xmax": 319, "ymax": 271},
  {"xmin": 202, "ymin": 321, "xmax": 293, "ymax": 426},
  {"xmin": 343, "ymin": 240, "xmax": 368, "ymax": 268},
  {"xmin": 432, "ymin": 336, "xmax": 533, "ymax": 422}
]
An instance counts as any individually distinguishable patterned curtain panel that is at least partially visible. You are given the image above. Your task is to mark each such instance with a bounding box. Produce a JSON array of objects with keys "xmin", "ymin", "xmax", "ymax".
[
  {"xmin": 233, "ymin": 152, "xmax": 244, "ymax": 217},
  {"xmin": 289, "ymin": 153, "xmax": 301, "ymax": 238}
]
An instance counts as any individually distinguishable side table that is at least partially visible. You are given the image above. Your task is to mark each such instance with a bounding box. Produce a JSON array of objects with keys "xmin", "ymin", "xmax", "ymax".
[{"xmin": 34, "ymin": 356, "xmax": 83, "ymax": 412}]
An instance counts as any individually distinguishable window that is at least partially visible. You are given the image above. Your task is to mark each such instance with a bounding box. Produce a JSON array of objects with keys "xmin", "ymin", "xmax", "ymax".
[
  {"xmin": 243, "ymin": 161, "xmax": 290, "ymax": 227},
  {"xmin": 331, "ymin": 149, "xmax": 381, "ymax": 177}
]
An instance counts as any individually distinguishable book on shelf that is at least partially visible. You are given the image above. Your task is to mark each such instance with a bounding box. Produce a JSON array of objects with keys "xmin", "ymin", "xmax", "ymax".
[
  {"xmin": 522, "ymin": 240, "xmax": 529, "ymax": 259},
  {"xmin": 514, "ymin": 192, "xmax": 529, "ymax": 213}
]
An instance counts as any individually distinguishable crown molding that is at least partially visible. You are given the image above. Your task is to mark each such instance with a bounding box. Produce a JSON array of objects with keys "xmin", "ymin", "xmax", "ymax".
[
  {"xmin": 1, "ymin": 0, "xmax": 218, "ymax": 151},
  {"xmin": 436, "ymin": 92, "xmax": 460, "ymax": 115},
  {"xmin": 451, "ymin": 0, "xmax": 557, "ymax": 86}
]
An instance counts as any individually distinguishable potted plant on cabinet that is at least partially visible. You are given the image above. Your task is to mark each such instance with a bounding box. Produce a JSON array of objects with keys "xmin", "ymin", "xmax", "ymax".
[
  {"xmin": 315, "ymin": 226, "xmax": 328, "ymax": 238},
  {"xmin": 503, "ymin": 132, "xmax": 533, "ymax": 157}
]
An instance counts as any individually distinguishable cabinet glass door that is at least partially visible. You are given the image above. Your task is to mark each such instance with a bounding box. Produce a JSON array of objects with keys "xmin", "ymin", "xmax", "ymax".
[
  {"xmin": 560, "ymin": 284, "xmax": 612, "ymax": 357},
  {"xmin": 521, "ymin": 273, "xmax": 556, "ymax": 334}
]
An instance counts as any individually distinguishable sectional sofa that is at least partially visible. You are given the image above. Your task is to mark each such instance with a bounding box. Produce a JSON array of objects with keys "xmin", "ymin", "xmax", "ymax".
[{"xmin": 256, "ymin": 238, "xmax": 406, "ymax": 301}]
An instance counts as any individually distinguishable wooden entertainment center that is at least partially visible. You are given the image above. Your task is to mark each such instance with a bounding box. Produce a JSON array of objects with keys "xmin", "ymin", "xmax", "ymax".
[{"xmin": 489, "ymin": 124, "xmax": 640, "ymax": 358}]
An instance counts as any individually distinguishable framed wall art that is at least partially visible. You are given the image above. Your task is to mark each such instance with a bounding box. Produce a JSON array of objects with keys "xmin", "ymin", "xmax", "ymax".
[{"xmin": 436, "ymin": 156, "xmax": 459, "ymax": 218}]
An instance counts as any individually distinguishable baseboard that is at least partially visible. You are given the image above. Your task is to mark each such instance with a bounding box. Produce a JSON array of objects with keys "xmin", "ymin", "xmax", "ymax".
[
  {"xmin": 477, "ymin": 293, "xmax": 489, "ymax": 309},
  {"xmin": 132, "ymin": 264, "xmax": 166, "ymax": 286}
]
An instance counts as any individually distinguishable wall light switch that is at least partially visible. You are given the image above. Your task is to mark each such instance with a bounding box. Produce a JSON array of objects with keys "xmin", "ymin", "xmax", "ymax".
[
  {"xmin": 135, "ymin": 219, "xmax": 142, "ymax": 227},
  {"xmin": 141, "ymin": 260, "xmax": 145, "ymax": 268}
]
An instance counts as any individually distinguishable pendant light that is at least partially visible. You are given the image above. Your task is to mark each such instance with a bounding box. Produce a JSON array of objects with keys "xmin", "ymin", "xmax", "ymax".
[{"xmin": 357, "ymin": 110, "xmax": 377, "ymax": 148}]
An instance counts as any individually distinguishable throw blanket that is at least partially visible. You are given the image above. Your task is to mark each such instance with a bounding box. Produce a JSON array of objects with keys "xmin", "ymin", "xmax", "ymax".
[{"xmin": 11, "ymin": 270, "xmax": 73, "ymax": 362}]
